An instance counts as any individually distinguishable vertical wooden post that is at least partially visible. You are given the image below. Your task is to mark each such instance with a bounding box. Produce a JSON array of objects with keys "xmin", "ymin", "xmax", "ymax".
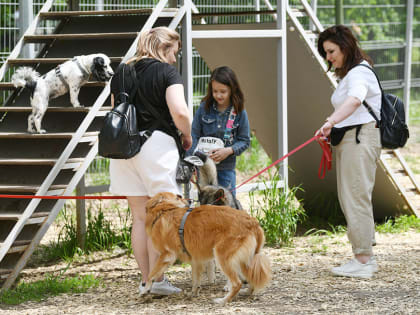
[{"xmin": 76, "ymin": 175, "xmax": 86, "ymax": 249}]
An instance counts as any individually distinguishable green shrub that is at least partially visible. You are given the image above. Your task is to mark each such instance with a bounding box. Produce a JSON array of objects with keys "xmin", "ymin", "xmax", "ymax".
[
  {"xmin": 37, "ymin": 203, "xmax": 132, "ymax": 262},
  {"xmin": 249, "ymin": 171, "xmax": 306, "ymax": 246}
]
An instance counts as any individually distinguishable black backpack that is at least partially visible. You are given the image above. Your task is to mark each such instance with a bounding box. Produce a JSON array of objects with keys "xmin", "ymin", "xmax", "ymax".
[
  {"xmin": 98, "ymin": 63, "xmax": 147, "ymax": 159},
  {"xmin": 355, "ymin": 64, "xmax": 409, "ymax": 149}
]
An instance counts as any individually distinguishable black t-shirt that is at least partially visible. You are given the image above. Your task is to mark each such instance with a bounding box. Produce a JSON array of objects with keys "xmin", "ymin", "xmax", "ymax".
[{"xmin": 110, "ymin": 58, "xmax": 183, "ymax": 134}]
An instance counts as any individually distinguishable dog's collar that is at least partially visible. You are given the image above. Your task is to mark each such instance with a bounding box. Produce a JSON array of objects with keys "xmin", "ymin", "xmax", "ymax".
[{"xmin": 72, "ymin": 57, "xmax": 90, "ymax": 78}]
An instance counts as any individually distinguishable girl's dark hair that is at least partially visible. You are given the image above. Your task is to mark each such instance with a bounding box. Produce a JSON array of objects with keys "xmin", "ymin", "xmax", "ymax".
[
  {"xmin": 203, "ymin": 66, "xmax": 244, "ymax": 113},
  {"xmin": 317, "ymin": 25, "xmax": 373, "ymax": 79}
]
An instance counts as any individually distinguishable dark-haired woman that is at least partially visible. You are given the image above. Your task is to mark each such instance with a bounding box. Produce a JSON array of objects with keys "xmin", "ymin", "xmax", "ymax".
[
  {"xmin": 188, "ymin": 66, "xmax": 250, "ymax": 195},
  {"xmin": 315, "ymin": 25, "xmax": 381, "ymax": 278}
]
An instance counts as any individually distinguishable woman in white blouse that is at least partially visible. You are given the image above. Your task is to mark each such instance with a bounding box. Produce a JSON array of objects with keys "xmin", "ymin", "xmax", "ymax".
[{"xmin": 316, "ymin": 25, "xmax": 381, "ymax": 279}]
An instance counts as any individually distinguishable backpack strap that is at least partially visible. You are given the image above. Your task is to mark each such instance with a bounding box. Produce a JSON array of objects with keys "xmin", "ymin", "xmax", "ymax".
[{"xmin": 352, "ymin": 63, "xmax": 381, "ymax": 126}]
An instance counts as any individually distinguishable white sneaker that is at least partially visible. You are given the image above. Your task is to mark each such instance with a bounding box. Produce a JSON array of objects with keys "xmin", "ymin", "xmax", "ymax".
[
  {"xmin": 331, "ymin": 258, "xmax": 376, "ymax": 279},
  {"xmin": 150, "ymin": 277, "xmax": 182, "ymax": 295},
  {"xmin": 368, "ymin": 256, "xmax": 379, "ymax": 273}
]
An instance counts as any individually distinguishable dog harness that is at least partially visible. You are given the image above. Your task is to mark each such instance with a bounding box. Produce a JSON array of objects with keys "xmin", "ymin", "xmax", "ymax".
[
  {"xmin": 178, "ymin": 206, "xmax": 194, "ymax": 258},
  {"xmin": 54, "ymin": 58, "xmax": 90, "ymax": 91},
  {"xmin": 55, "ymin": 67, "xmax": 69, "ymax": 90}
]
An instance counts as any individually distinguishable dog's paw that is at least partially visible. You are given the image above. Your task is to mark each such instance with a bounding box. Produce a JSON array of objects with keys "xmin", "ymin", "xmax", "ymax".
[
  {"xmin": 191, "ymin": 286, "xmax": 201, "ymax": 297},
  {"xmin": 213, "ymin": 297, "xmax": 227, "ymax": 305},
  {"xmin": 72, "ymin": 103, "xmax": 83, "ymax": 108},
  {"xmin": 38, "ymin": 129, "xmax": 46, "ymax": 134}
]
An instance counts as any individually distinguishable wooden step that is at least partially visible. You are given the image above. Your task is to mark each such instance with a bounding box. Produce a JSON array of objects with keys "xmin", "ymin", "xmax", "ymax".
[
  {"xmin": 290, "ymin": 8, "xmax": 307, "ymax": 18},
  {"xmin": 39, "ymin": 8, "xmax": 176, "ymax": 19},
  {"xmin": 0, "ymin": 81, "xmax": 107, "ymax": 90},
  {"xmin": 1, "ymin": 240, "xmax": 32, "ymax": 255},
  {"xmin": 0, "ymin": 131, "xmax": 98, "ymax": 139},
  {"xmin": 0, "ymin": 268, "xmax": 12, "ymax": 279},
  {"xmin": 0, "ymin": 212, "xmax": 50, "ymax": 221},
  {"xmin": 0, "ymin": 106, "xmax": 111, "ymax": 112},
  {"xmin": 24, "ymin": 32, "xmax": 138, "ymax": 43},
  {"xmin": 8, "ymin": 57, "xmax": 122, "ymax": 65},
  {"xmin": 0, "ymin": 158, "xmax": 84, "ymax": 166},
  {"xmin": 0, "ymin": 184, "xmax": 67, "ymax": 193},
  {"xmin": 192, "ymin": 9, "xmax": 277, "ymax": 19}
]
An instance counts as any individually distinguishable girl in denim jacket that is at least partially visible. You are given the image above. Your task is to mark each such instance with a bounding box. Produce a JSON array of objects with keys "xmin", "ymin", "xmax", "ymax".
[{"xmin": 189, "ymin": 66, "xmax": 250, "ymax": 195}]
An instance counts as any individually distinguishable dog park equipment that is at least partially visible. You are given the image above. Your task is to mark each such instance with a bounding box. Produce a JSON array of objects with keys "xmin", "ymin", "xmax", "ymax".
[
  {"xmin": 0, "ymin": 0, "xmax": 192, "ymax": 290},
  {"xmin": 0, "ymin": 0, "xmax": 418, "ymax": 291},
  {"xmin": 191, "ymin": 2, "xmax": 419, "ymax": 220}
]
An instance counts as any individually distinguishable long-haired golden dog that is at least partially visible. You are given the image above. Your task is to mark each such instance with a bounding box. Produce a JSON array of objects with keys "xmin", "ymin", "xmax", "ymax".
[{"xmin": 143, "ymin": 192, "xmax": 272, "ymax": 305}]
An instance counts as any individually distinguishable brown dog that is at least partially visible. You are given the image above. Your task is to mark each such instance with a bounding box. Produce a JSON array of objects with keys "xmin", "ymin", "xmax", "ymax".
[{"xmin": 143, "ymin": 192, "xmax": 272, "ymax": 305}]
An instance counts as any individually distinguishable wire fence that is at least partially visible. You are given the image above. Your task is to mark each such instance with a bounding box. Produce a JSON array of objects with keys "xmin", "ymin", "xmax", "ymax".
[{"xmin": 0, "ymin": 0, "xmax": 419, "ymax": 171}]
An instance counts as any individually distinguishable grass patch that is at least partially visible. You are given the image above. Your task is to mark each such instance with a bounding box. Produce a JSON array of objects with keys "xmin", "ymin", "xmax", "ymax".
[
  {"xmin": 236, "ymin": 133, "xmax": 271, "ymax": 175},
  {"xmin": 35, "ymin": 203, "xmax": 132, "ymax": 263},
  {"xmin": 250, "ymin": 172, "xmax": 306, "ymax": 246},
  {"xmin": 376, "ymin": 215, "xmax": 420, "ymax": 233},
  {"xmin": 0, "ymin": 273, "xmax": 100, "ymax": 305}
]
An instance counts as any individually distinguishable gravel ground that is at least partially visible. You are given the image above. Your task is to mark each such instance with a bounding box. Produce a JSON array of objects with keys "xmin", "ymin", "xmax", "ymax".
[{"xmin": 1, "ymin": 228, "xmax": 419, "ymax": 314}]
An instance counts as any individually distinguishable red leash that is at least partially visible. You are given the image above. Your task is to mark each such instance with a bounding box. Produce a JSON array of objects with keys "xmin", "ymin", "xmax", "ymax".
[
  {"xmin": 0, "ymin": 195, "xmax": 126, "ymax": 200},
  {"xmin": 232, "ymin": 135, "xmax": 331, "ymax": 193},
  {"xmin": 0, "ymin": 136, "xmax": 331, "ymax": 200}
]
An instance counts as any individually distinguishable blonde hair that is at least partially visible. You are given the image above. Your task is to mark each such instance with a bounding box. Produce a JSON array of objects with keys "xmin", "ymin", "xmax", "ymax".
[{"xmin": 128, "ymin": 27, "xmax": 181, "ymax": 64}]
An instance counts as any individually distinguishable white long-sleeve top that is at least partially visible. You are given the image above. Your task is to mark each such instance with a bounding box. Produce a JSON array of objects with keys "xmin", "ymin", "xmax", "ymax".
[{"xmin": 331, "ymin": 60, "xmax": 381, "ymax": 128}]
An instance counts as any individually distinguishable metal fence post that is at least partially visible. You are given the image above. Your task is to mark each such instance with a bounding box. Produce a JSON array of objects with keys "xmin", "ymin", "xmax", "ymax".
[
  {"xmin": 335, "ymin": 0, "xmax": 344, "ymax": 25},
  {"xmin": 277, "ymin": 0, "xmax": 288, "ymax": 190},
  {"xmin": 67, "ymin": 0, "xmax": 80, "ymax": 11},
  {"xmin": 403, "ymin": 0, "xmax": 414, "ymax": 123},
  {"xmin": 76, "ymin": 175, "xmax": 86, "ymax": 249},
  {"xmin": 19, "ymin": 0, "xmax": 34, "ymax": 58}
]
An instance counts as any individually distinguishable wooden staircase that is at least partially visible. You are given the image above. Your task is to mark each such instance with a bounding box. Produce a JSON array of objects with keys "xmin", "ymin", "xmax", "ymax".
[
  {"xmin": 287, "ymin": 0, "xmax": 419, "ymax": 218},
  {"xmin": 0, "ymin": 1, "xmax": 183, "ymax": 290}
]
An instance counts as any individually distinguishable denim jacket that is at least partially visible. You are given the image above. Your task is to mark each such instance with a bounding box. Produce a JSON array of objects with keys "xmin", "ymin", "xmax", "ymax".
[{"xmin": 188, "ymin": 102, "xmax": 250, "ymax": 170}]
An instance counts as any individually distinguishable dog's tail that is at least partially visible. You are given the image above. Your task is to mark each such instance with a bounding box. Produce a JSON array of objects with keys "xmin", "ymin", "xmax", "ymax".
[
  {"xmin": 243, "ymin": 228, "xmax": 272, "ymax": 292},
  {"xmin": 11, "ymin": 67, "xmax": 40, "ymax": 91}
]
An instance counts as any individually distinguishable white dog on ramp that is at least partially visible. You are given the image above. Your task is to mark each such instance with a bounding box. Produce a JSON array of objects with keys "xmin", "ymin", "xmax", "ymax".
[{"xmin": 11, "ymin": 53, "xmax": 114, "ymax": 133}]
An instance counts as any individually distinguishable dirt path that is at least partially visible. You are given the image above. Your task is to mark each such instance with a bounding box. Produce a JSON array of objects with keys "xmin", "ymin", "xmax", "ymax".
[{"xmin": 1, "ymin": 230, "xmax": 419, "ymax": 314}]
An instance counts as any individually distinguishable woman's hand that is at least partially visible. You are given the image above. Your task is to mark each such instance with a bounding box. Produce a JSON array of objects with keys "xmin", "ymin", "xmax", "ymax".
[
  {"xmin": 316, "ymin": 121, "xmax": 333, "ymax": 140},
  {"xmin": 181, "ymin": 134, "xmax": 192, "ymax": 151},
  {"xmin": 209, "ymin": 147, "xmax": 233, "ymax": 163}
]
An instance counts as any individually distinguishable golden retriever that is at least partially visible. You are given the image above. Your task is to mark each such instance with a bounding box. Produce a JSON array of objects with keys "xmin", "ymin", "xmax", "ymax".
[{"xmin": 142, "ymin": 192, "xmax": 272, "ymax": 305}]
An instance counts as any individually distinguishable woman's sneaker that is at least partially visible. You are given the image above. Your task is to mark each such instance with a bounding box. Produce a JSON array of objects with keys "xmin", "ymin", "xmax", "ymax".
[
  {"xmin": 331, "ymin": 258, "xmax": 377, "ymax": 279},
  {"xmin": 139, "ymin": 277, "xmax": 182, "ymax": 295}
]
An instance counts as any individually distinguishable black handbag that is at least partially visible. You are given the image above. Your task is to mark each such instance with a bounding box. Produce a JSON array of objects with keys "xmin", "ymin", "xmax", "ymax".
[{"xmin": 98, "ymin": 64, "xmax": 145, "ymax": 159}]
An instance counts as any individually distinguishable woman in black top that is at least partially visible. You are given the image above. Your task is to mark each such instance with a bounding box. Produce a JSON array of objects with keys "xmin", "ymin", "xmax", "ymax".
[{"xmin": 109, "ymin": 27, "xmax": 192, "ymax": 295}]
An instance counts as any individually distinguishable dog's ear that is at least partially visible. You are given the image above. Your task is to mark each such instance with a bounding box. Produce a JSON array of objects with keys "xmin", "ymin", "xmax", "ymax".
[
  {"xmin": 215, "ymin": 188, "xmax": 225, "ymax": 201},
  {"xmin": 93, "ymin": 56, "xmax": 105, "ymax": 69},
  {"xmin": 145, "ymin": 193, "xmax": 165, "ymax": 212}
]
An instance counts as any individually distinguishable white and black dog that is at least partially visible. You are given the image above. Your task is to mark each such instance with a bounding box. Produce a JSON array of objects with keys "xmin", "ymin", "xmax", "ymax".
[{"xmin": 11, "ymin": 53, "xmax": 114, "ymax": 133}]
